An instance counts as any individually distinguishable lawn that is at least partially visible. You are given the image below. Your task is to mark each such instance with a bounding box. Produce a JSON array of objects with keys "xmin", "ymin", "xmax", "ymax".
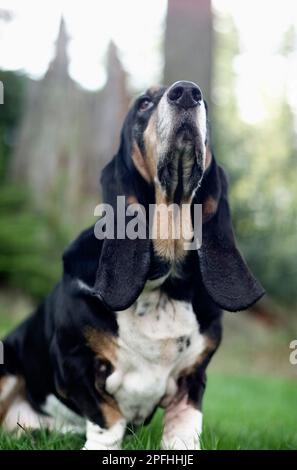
[
  {"xmin": 1, "ymin": 292, "xmax": 296, "ymax": 450},
  {"xmin": 0, "ymin": 373, "xmax": 296, "ymax": 450}
]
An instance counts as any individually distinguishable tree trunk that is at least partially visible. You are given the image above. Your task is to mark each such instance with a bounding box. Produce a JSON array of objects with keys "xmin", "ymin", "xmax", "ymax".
[{"xmin": 164, "ymin": 0, "xmax": 213, "ymax": 107}]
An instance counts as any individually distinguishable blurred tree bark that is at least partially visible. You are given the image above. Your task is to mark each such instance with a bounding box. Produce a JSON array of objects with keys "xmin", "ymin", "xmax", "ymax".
[
  {"xmin": 10, "ymin": 20, "xmax": 130, "ymax": 215},
  {"xmin": 164, "ymin": 0, "xmax": 213, "ymax": 107}
]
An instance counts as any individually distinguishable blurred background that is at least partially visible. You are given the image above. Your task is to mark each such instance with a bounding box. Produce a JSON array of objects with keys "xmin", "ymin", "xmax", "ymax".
[{"xmin": 0, "ymin": 0, "xmax": 296, "ymax": 449}]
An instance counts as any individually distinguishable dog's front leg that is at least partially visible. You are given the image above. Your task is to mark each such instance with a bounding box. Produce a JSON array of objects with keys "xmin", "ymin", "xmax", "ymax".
[
  {"xmin": 161, "ymin": 393, "xmax": 203, "ymax": 450},
  {"xmin": 83, "ymin": 418, "xmax": 126, "ymax": 450}
]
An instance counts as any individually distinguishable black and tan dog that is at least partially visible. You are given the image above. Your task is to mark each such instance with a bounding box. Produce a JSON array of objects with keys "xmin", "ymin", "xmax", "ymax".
[{"xmin": 0, "ymin": 81, "xmax": 264, "ymax": 450}]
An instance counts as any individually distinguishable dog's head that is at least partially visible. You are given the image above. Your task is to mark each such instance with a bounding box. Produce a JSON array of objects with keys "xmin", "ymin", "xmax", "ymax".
[
  {"xmin": 71, "ymin": 82, "xmax": 264, "ymax": 313},
  {"xmin": 111, "ymin": 82, "xmax": 210, "ymax": 203}
]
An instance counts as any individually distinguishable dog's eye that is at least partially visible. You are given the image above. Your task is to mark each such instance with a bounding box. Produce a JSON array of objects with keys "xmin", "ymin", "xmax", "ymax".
[{"xmin": 138, "ymin": 98, "xmax": 153, "ymax": 112}]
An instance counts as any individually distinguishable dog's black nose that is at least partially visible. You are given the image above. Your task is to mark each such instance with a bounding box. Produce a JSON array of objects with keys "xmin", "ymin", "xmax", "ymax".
[{"xmin": 167, "ymin": 81, "xmax": 202, "ymax": 109}]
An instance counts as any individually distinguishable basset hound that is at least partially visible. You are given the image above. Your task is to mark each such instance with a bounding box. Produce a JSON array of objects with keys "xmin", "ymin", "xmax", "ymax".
[{"xmin": 0, "ymin": 81, "xmax": 264, "ymax": 450}]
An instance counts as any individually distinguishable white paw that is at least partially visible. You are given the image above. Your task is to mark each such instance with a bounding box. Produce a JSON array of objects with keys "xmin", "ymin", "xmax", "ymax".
[
  {"xmin": 82, "ymin": 440, "xmax": 121, "ymax": 451},
  {"xmin": 161, "ymin": 435, "xmax": 201, "ymax": 450},
  {"xmin": 83, "ymin": 419, "xmax": 126, "ymax": 451}
]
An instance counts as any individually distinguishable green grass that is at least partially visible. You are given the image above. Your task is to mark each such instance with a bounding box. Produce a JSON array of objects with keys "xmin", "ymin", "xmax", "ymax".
[
  {"xmin": 202, "ymin": 374, "xmax": 297, "ymax": 450},
  {"xmin": 1, "ymin": 373, "xmax": 296, "ymax": 450}
]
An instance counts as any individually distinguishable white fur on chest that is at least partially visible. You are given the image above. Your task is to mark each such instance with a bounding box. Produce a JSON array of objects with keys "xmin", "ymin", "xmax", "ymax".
[{"xmin": 106, "ymin": 288, "xmax": 205, "ymax": 424}]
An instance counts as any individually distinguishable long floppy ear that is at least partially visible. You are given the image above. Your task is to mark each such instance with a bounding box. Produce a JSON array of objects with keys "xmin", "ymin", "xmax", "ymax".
[
  {"xmin": 92, "ymin": 124, "xmax": 151, "ymax": 312},
  {"xmin": 62, "ymin": 222, "xmax": 151, "ymax": 312},
  {"xmin": 94, "ymin": 235, "xmax": 151, "ymax": 311},
  {"xmin": 197, "ymin": 161, "xmax": 265, "ymax": 312}
]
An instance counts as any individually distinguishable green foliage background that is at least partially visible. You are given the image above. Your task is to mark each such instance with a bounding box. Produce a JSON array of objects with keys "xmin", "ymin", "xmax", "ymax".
[
  {"xmin": 0, "ymin": 71, "xmax": 68, "ymax": 299},
  {"xmin": 212, "ymin": 16, "xmax": 297, "ymax": 308}
]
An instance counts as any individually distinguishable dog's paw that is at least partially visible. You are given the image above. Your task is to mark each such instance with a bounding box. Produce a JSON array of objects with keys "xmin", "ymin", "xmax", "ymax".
[
  {"xmin": 83, "ymin": 419, "xmax": 125, "ymax": 451},
  {"xmin": 161, "ymin": 435, "xmax": 201, "ymax": 451},
  {"xmin": 82, "ymin": 440, "xmax": 121, "ymax": 451}
]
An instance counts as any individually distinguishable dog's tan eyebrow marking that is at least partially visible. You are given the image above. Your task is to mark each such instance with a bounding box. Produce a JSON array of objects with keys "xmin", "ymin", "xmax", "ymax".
[{"xmin": 147, "ymin": 85, "xmax": 162, "ymax": 96}]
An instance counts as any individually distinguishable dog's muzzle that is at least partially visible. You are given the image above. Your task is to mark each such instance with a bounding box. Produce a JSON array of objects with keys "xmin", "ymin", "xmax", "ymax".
[{"xmin": 156, "ymin": 81, "xmax": 205, "ymax": 200}]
